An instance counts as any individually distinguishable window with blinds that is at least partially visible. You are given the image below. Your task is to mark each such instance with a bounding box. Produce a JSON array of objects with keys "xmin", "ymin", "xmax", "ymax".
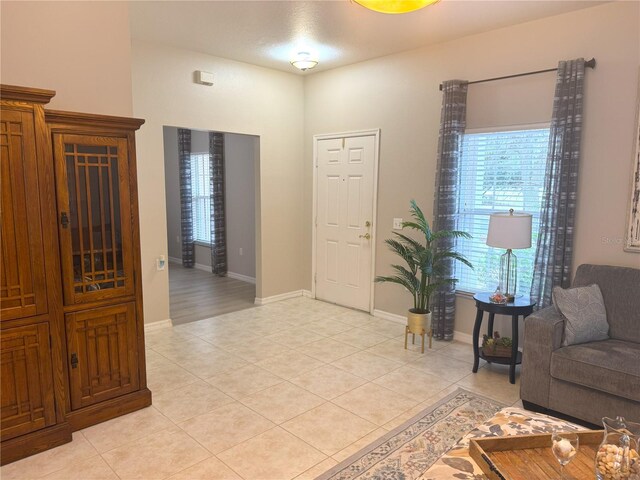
[
  {"xmin": 455, "ymin": 126, "xmax": 550, "ymax": 296},
  {"xmin": 190, "ymin": 153, "xmax": 211, "ymax": 244}
]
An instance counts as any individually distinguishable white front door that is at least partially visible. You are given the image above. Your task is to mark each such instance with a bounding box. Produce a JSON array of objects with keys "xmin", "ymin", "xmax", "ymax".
[{"xmin": 315, "ymin": 133, "xmax": 378, "ymax": 312}]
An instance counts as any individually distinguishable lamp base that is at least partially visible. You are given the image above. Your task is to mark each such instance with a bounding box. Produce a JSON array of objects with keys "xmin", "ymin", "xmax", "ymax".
[{"xmin": 499, "ymin": 249, "xmax": 518, "ymax": 300}]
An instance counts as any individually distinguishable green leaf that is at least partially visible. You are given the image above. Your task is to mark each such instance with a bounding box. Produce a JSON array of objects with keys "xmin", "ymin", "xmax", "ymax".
[
  {"xmin": 378, "ymin": 200, "xmax": 472, "ymax": 312},
  {"xmin": 384, "ymin": 239, "xmax": 417, "ymax": 273},
  {"xmin": 431, "ymin": 230, "xmax": 472, "ymax": 241},
  {"xmin": 434, "ymin": 250, "xmax": 474, "ymax": 270}
]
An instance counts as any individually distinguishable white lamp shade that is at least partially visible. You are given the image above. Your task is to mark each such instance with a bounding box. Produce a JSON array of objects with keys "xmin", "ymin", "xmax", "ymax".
[{"xmin": 486, "ymin": 211, "xmax": 532, "ymax": 249}]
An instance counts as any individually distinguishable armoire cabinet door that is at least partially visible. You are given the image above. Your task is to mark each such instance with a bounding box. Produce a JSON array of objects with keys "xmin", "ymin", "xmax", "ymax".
[
  {"xmin": 66, "ymin": 303, "xmax": 139, "ymax": 410},
  {"xmin": 1, "ymin": 323, "xmax": 56, "ymax": 441},
  {"xmin": 52, "ymin": 134, "xmax": 135, "ymax": 305},
  {"xmin": 0, "ymin": 109, "xmax": 48, "ymax": 320}
]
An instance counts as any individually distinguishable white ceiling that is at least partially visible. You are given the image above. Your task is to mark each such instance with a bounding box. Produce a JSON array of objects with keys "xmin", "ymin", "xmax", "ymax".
[{"xmin": 130, "ymin": 0, "xmax": 605, "ymax": 75}]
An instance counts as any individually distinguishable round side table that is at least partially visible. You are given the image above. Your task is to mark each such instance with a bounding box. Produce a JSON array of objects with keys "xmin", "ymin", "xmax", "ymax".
[{"xmin": 472, "ymin": 293, "xmax": 536, "ymax": 384}]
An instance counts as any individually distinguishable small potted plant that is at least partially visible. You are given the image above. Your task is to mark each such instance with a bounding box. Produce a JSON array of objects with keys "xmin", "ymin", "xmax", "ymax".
[
  {"xmin": 482, "ymin": 331, "xmax": 513, "ymax": 357},
  {"xmin": 375, "ymin": 200, "xmax": 473, "ymax": 343}
]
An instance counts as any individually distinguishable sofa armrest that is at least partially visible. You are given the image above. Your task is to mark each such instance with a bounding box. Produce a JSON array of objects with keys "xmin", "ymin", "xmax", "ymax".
[{"xmin": 520, "ymin": 306, "xmax": 565, "ymax": 408}]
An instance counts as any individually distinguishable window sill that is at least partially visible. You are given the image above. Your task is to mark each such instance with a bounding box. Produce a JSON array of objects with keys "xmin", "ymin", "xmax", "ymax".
[
  {"xmin": 455, "ymin": 290, "xmax": 476, "ymax": 300},
  {"xmin": 194, "ymin": 241, "xmax": 211, "ymax": 248}
]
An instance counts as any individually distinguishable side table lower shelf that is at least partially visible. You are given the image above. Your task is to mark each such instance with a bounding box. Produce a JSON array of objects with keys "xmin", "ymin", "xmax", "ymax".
[{"xmin": 480, "ymin": 351, "xmax": 522, "ymax": 366}]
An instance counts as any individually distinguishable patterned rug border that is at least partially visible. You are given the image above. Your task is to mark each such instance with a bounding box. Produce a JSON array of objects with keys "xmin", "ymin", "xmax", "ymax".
[{"xmin": 316, "ymin": 388, "xmax": 506, "ymax": 480}]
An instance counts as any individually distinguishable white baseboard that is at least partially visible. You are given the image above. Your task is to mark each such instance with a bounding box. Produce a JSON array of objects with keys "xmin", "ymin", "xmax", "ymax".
[
  {"xmin": 169, "ymin": 257, "xmax": 256, "ymax": 284},
  {"xmin": 168, "ymin": 255, "xmax": 210, "ymax": 272},
  {"xmin": 302, "ymin": 290, "xmax": 314, "ymax": 298},
  {"xmin": 169, "ymin": 256, "xmax": 210, "ymax": 272},
  {"xmin": 144, "ymin": 318, "xmax": 173, "ymax": 331},
  {"xmin": 453, "ymin": 330, "xmax": 473, "ymax": 344},
  {"xmin": 194, "ymin": 262, "xmax": 211, "ymax": 272},
  {"xmin": 372, "ymin": 309, "xmax": 406, "ymax": 325},
  {"xmin": 227, "ymin": 271, "xmax": 256, "ymax": 284},
  {"xmin": 255, "ymin": 290, "xmax": 305, "ymax": 305}
]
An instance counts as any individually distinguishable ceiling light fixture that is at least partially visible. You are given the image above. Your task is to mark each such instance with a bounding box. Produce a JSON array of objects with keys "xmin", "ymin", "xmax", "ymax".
[
  {"xmin": 354, "ymin": 0, "xmax": 439, "ymax": 14},
  {"xmin": 290, "ymin": 52, "xmax": 318, "ymax": 71}
]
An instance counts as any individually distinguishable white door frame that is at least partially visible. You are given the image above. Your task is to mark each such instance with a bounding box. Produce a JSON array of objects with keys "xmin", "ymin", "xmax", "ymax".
[{"xmin": 311, "ymin": 129, "xmax": 381, "ymax": 314}]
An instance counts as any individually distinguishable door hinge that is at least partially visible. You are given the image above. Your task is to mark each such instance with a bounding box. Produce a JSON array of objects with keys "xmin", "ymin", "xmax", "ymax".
[
  {"xmin": 342, "ymin": 138, "xmax": 345, "ymax": 149},
  {"xmin": 70, "ymin": 353, "xmax": 79, "ymax": 369}
]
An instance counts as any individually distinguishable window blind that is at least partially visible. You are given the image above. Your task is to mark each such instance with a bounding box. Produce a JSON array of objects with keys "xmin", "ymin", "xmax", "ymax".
[
  {"xmin": 455, "ymin": 127, "xmax": 550, "ymax": 296},
  {"xmin": 190, "ymin": 153, "xmax": 211, "ymax": 243}
]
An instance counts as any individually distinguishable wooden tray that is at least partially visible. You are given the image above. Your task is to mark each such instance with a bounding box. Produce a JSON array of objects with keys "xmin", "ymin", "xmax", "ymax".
[{"xmin": 469, "ymin": 430, "xmax": 602, "ymax": 479}]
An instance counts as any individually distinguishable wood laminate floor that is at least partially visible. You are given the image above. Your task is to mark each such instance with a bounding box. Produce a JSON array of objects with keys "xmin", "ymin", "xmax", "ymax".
[{"xmin": 169, "ymin": 263, "xmax": 256, "ymax": 325}]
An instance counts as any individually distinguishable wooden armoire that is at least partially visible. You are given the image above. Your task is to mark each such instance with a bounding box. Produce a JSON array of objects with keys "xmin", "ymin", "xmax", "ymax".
[{"xmin": 0, "ymin": 84, "xmax": 151, "ymax": 464}]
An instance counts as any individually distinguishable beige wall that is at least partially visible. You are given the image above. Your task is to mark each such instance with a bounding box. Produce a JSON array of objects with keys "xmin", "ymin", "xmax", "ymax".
[
  {"xmin": 1, "ymin": 1, "xmax": 132, "ymax": 116},
  {"xmin": 163, "ymin": 126, "xmax": 182, "ymax": 261},
  {"xmin": 225, "ymin": 133, "xmax": 258, "ymax": 279},
  {"xmin": 5, "ymin": 1, "xmax": 638, "ymax": 334},
  {"xmin": 132, "ymin": 41, "xmax": 304, "ymax": 324},
  {"xmin": 304, "ymin": 1, "xmax": 640, "ymax": 340}
]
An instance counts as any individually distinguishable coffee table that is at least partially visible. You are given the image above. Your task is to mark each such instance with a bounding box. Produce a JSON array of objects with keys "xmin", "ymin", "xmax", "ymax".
[{"xmin": 424, "ymin": 407, "xmax": 585, "ymax": 478}]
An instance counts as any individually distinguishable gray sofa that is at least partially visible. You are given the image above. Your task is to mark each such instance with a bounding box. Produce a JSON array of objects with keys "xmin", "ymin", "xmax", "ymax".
[{"xmin": 520, "ymin": 264, "xmax": 640, "ymax": 426}]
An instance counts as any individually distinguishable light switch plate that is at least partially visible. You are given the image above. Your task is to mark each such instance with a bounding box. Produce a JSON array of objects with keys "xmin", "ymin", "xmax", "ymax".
[{"xmin": 393, "ymin": 218, "xmax": 403, "ymax": 230}]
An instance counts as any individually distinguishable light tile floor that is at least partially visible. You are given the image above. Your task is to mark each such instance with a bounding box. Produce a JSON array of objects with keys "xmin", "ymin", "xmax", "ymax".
[{"xmin": 2, "ymin": 297, "xmax": 523, "ymax": 480}]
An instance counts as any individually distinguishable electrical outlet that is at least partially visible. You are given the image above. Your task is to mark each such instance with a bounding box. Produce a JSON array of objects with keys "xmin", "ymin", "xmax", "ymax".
[
  {"xmin": 239, "ymin": 247, "xmax": 243, "ymax": 256},
  {"xmin": 393, "ymin": 218, "xmax": 403, "ymax": 230}
]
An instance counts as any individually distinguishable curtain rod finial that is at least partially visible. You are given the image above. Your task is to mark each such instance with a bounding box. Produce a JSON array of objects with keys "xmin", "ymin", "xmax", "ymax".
[{"xmin": 585, "ymin": 58, "xmax": 596, "ymax": 69}]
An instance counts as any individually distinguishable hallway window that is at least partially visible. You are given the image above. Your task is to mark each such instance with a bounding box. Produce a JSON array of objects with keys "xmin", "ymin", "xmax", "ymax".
[{"xmin": 191, "ymin": 153, "xmax": 211, "ymax": 243}]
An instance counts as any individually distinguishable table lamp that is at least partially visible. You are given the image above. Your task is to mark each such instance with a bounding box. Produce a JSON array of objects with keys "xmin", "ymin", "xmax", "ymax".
[{"xmin": 486, "ymin": 209, "xmax": 532, "ymax": 302}]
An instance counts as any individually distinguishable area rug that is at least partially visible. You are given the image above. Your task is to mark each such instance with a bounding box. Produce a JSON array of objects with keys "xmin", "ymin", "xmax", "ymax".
[{"xmin": 316, "ymin": 388, "xmax": 505, "ymax": 480}]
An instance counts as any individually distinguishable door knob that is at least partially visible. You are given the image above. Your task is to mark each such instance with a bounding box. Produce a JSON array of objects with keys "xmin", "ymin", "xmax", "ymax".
[
  {"xmin": 359, "ymin": 233, "xmax": 371, "ymax": 240},
  {"xmin": 365, "ymin": 221, "xmax": 371, "ymax": 227}
]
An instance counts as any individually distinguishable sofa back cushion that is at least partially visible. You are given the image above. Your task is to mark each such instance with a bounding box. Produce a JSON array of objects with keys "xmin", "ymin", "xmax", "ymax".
[{"xmin": 573, "ymin": 264, "xmax": 640, "ymax": 343}]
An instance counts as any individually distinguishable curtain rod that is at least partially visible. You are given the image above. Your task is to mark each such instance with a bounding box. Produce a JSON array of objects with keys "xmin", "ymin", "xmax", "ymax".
[{"xmin": 438, "ymin": 58, "xmax": 596, "ymax": 91}]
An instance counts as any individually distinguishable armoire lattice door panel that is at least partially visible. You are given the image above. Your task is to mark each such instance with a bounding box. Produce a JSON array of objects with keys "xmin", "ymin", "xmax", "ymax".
[
  {"xmin": 0, "ymin": 323, "xmax": 56, "ymax": 441},
  {"xmin": 52, "ymin": 134, "xmax": 134, "ymax": 305},
  {"xmin": 65, "ymin": 303, "xmax": 139, "ymax": 410},
  {"xmin": 0, "ymin": 109, "xmax": 48, "ymax": 320}
]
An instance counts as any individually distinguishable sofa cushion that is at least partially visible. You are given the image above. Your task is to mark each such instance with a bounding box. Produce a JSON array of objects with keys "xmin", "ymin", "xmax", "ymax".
[
  {"xmin": 553, "ymin": 284, "xmax": 609, "ymax": 346},
  {"xmin": 573, "ymin": 264, "xmax": 640, "ymax": 344},
  {"xmin": 550, "ymin": 339, "xmax": 640, "ymax": 401}
]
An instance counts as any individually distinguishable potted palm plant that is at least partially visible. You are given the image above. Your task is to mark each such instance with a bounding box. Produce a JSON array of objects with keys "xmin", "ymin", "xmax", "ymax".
[{"xmin": 375, "ymin": 200, "xmax": 473, "ymax": 340}]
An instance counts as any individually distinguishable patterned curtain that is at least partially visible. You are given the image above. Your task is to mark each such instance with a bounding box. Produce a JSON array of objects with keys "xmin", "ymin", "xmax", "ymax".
[
  {"xmin": 209, "ymin": 132, "xmax": 227, "ymax": 276},
  {"xmin": 178, "ymin": 128, "xmax": 194, "ymax": 267},
  {"xmin": 531, "ymin": 59, "xmax": 585, "ymax": 309},
  {"xmin": 432, "ymin": 80, "xmax": 468, "ymax": 340}
]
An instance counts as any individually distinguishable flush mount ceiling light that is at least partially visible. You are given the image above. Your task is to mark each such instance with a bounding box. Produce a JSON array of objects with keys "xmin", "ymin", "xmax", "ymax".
[
  {"xmin": 290, "ymin": 52, "xmax": 318, "ymax": 71},
  {"xmin": 354, "ymin": 0, "xmax": 439, "ymax": 14}
]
